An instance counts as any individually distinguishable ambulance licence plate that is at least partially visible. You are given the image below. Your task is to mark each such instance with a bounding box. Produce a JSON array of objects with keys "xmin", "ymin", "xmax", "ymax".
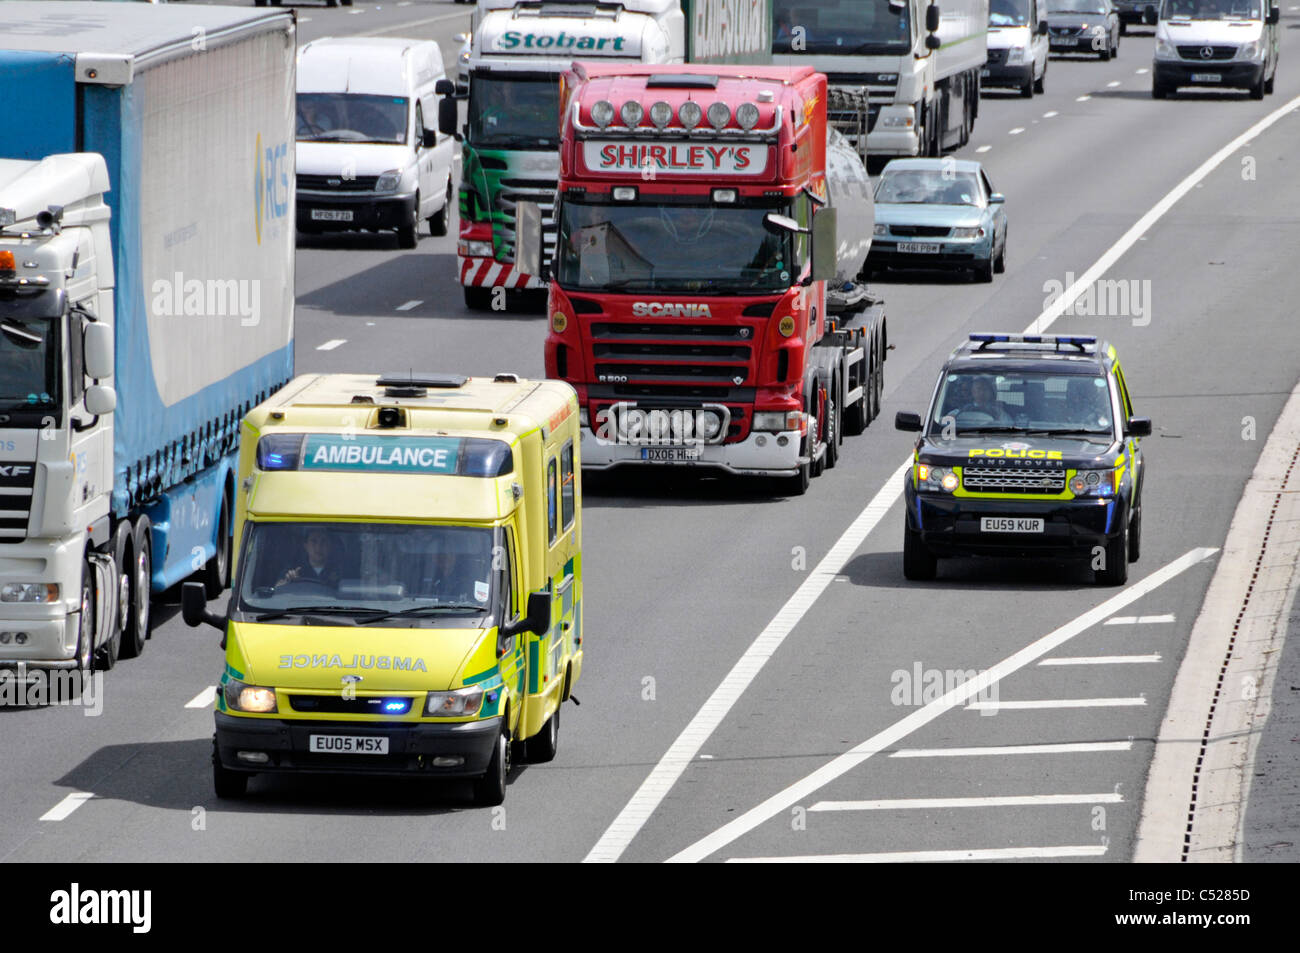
[
  {"xmin": 311, "ymin": 209, "xmax": 353, "ymax": 222},
  {"xmin": 309, "ymin": 734, "xmax": 388, "ymax": 754},
  {"xmin": 641, "ymin": 447, "xmax": 700, "ymax": 462},
  {"xmin": 981, "ymin": 517, "xmax": 1044, "ymax": 533}
]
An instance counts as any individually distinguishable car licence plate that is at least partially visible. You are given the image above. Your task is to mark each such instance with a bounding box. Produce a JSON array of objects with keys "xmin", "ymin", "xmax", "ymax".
[
  {"xmin": 981, "ymin": 517, "xmax": 1045, "ymax": 534},
  {"xmin": 1055, "ymin": 37, "xmax": 1078, "ymax": 46},
  {"xmin": 897, "ymin": 242, "xmax": 941, "ymax": 254},
  {"xmin": 1190, "ymin": 72, "xmax": 1222, "ymax": 82},
  {"xmin": 311, "ymin": 209, "xmax": 353, "ymax": 222},
  {"xmin": 309, "ymin": 734, "xmax": 388, "ymax": 754},
  {"xmin": 641, "ymin": 447, "xmax": 701, "ymax": 462}
]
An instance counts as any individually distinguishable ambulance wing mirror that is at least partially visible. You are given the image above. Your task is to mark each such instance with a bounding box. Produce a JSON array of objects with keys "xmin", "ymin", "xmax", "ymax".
[
  {"xmin": 502, "ymin": 591, "xmax": 552, "ymax": 638},
  {"xmin": 514, "ymin": 201, "xmax": 545, "ymax": 280},
  {"xmin": 1125, "ymin": 416, "xmax": 1152, "ymax": 438},
  {"xmin": 810, "ymin": 206, "xmax": 837, "ymax": 283},
  {"xmin": 182, "ymin": 581, "xmax": 225, "ymax": 632}
]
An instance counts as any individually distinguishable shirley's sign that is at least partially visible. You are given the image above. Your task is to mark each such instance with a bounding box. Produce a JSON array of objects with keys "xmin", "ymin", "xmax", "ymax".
[{"xmin": 583, "ymin": 140, "xmax": 769, "ymax": 176}]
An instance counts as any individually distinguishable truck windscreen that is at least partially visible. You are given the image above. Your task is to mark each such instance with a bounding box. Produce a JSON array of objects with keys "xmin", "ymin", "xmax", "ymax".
[
  {"xmin": 556, "ymin": 200, "xmax": 795, "ymax": 295},
  {"xmin": 469, "ymin": 74, "xmax": 560, "ymax": 148},
  {"xmin": 297, "ymin": 93, "xmax": 409, "ymax": 145},
  {"xmin": 773, "ymin": 0, "xmax": 912, "ymax": 54},
  {"xmin": 0, "ymin": 295, "xmax": 59, "ymax": 411}
]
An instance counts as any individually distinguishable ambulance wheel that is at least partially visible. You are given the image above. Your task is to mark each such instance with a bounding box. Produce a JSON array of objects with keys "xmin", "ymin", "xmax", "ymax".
[
  {"xmin": 203, "ymin": 492, "xmax": 232, "ymax": 599},
  {"xmin": 120, "ymin": 518, "xmax": 152, "ymax": 659},
  {"xmin": 213, "ymin": 738, "xmax": 248, "ymax": 799},
  {"xmin": 463, "ymin": 286, "xmax": 493, "ymax": 311},
  {"xmin": 1095, "ymin": 520, "xmax": 1130, "ymax": 586},
  {"xmin": 473, "ymin": 725, "xmax": 510, "ymax": 806},
  {"xmin": 525, "ymin": 706, "xmax": 560, "ymax": 763},
  {"xmin": 75, "ymin": 560, "xmax": 96, "ymax": 674},
  {"xmin": 903, "ymin": 525, "xmax": 937, "ymax": 581}
]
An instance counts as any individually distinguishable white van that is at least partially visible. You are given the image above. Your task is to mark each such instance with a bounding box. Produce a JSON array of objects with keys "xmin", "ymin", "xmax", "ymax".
[
  {"xmin": 296, "ymin": 37, "xmax": 456, "ymax": 247},
  {"xmin": 1152, "ymin": 0, "xmax": 1279, "ymax": 99},
  {"xmin": 984, "ymin": 0, "xmax": 1051, "ymax": 97}
]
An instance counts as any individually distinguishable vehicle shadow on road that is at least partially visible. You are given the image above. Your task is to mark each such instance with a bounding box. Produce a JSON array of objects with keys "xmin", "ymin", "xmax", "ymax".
[
  {"xmin": 1090, "ymin": 89, "xmax": 1256, "ymax": 102},
  {"xmin": 869, "ymin": 269, "xmax": 981, "ymax": 286},
  {"xmin": 50, "ymin": 738, "xmax": 527, "ymax": 815},
  {"xmin": 840, "ymin": 550, "xmax": 1098, "ymax": 590},
  {"xmin": 582, "ymin": 469, "xmax": 796, "ymax": 507}
]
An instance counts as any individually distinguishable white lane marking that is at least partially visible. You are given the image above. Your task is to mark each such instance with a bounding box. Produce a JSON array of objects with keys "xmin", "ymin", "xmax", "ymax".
[
  {"xmin": 967, "ymin": 696, "xmax": 1147, "ymax": 711},
  {"xmin": 1009, "ymin": 126, "xmax": 1025, "ymax": 135},
  {"xmin": 1043, "ymin": 110, "xmax": 1058, "ymax": 118},
  {"xmin": 185, "ymin": 686, "xmax": 217, "ymax": 709},
  {"xmin": 728, "ymin": 845, "xmax": 1107, "ymax": 863},
  {"xmin": 810, "ymin": 793, "xmax": 1123, "ymax": 811},
  {"xmin": 1107, "ymin": 80, "xmax": 1122, "ymax": 87},
  {"xmin": 1077, "ymin": 94, "xmax": 1092, "ymax": 101},
  {"xmin": 316, "ymin": 339, "xmax": 347, "ymax": 351},
  {"xmin": 665, "ymin": 548, "xmax": 1215, "ymax": 863},
  {"xmin": 1105, "ymin": 613, "xmax": 1175, "ymax": 625},
  {"xmin": 40, "ymin": 792, "xmax": 95, "ymax": 822},
  {"xmin": 1040, "ymin": 654, "xmax": 1161, "ymax": 666},
  {"xmin": 396, "ymin": 300, "xmax": 423, "ymax": 311},
  {"xmin": 976, "ymin": 145, "xmax": 992, "ymax": 153},
  {"xmin": 1136, "ymin": 68, "xmax": 1150, "ymax": 74},
  {"xmin": 891, "ymin": 741, "xmax": 1133, "ymax": 758},
  {"xmin": 589, "ymin": 84, "xmax": 1300, "ymax": 867},
  {"xmin": 348, "ymin": 8, "xmax": 364, "ymax": 14}
]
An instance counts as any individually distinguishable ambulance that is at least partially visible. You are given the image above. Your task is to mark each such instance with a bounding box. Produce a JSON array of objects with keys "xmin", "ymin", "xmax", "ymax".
[{"xmin": 182, "ymin": 373, "xmax": 583, "ymax": 806}]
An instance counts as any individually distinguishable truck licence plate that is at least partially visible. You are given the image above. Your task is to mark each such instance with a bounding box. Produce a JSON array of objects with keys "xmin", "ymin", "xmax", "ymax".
[
  {"xmin": 311, "ymin": 209, "xmax": 353, "ymax": 222},
  {"xmin": 309, "ymin": 734, "xmax": 388, "ymax": 754},
  {"xmin": 980, "ymin": 517, "xmax": 1045, "ymax": 534},
  {"xmin": 1190, "ymin": 73, "xmax": 1221, "ymax": 82},
  {"xmin": 641, "ymin": 447, "xmax": 701, "ymax": 462},
  {"xmin": 897, "ymin": 242, "xmax": 941, "ymax": 254}
]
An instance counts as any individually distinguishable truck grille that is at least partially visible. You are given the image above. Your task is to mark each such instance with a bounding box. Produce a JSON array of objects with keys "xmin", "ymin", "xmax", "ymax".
[
  {"xmin": 962, "ymin": 467, "xmax": 1067, "ymax": 494},
  {"xmin": 595, "ymin": 362, "xmax": 749, "ymax": 384},
  {"xmin": 826, "ymin": 73, "xmax": 894, "ymax": 139},
  {"xmin": 495, "ymin": 177, "xmax": 556, "ymax": 265},
  {"xmin": 1177, "ymin": 45, "xmax": 1237, "ymax": 60},
  {"xmin": 588, "ymin": 321, "xmax": 758, "ymax": 389},
  {"xmin": 297, "ymin": 173, "xmax": 381, "ymax": 192},
  {"xmin": 0, "ymin": 463, "xmax": 35, "ymax": 541}
]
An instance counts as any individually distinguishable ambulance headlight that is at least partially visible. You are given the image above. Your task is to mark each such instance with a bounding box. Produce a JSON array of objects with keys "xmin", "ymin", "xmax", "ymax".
[
  {"xmin": 1, "ymin": 583, "xmax": 59, "ymax": 603},
  {"xmin": 1069, "ymin": 468, "xmax": 1116, "ymax": 497},
  {"xmin": 591, "ymin": 100, "xmax": 616, "ymax": 128},
  {"xmin": 224, "ymin": 680, "xmax": 278, "ymax": 714},
  {"xmin": 678, "ymin": 101, "xmax": 703, "ymax": 129},
  {"xmin": 426, "ymin": 686, "xmax": 484, "ymax": 717}
]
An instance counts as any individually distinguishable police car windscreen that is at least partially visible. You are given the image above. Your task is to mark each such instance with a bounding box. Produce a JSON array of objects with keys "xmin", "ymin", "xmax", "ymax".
[
  {"xmin": 932, "ymin": 370, "xmax": 1115, "ymax": 435},
  {"xmin": 0, "ymin": 296, "xmax": 60, "ymax": 410},
  {"xmin": 236, "ymin": 522, "xmax": 499, "ymax": 623},
  {"xmin": 297, "ymin": 93, "xmax": 410, "ymax": 145},
  {"xmin": 556, "ymin": 200, "xmax": 794, "ymax": 295},
  {"xmin": 468, "ymin": 75, "xmax": 560, "ymax": 147},
  {"xmin": 773, "ymin": 0, "xmax": 911, "ymax": 54}
]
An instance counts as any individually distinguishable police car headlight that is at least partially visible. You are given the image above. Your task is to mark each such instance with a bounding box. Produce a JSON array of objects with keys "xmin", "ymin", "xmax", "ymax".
[
  {"xmin": 224, "ymin": 680, "xmax": 278, "ymax": 714},
  {"xmin": 1, "ymin": 583, "xmax": 59, "ymax": 603},
  {"xmin": 1069, "ymin": 468, "xmax": 1117, "ymax": 497},
  {"xmin": 426, "ymin": 686, "xmax": 484, "ymax": 717},
  {"xmin": 916, "ymin": 463, "xmax": 958, "ymax": 493}
]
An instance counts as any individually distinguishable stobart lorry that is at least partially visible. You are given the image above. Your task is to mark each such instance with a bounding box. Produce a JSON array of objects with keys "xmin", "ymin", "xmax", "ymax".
[
  {"xmin": 0, "ymin": 4, "xmax": 295, "ymax": 675},
  {"xmin": 772, "ymin": 0, "xmax": 989, "ymax": 157},
  {"xmin": 446, "ymin": 1, "xmax": 772, "ymax": 310},
  {"xmin": 524, "ymin": 64, "xmax": 885, "ymax": 495},
  {"xmin": 182, "ymin": 373, "xmax": 583, "ymax": 805}
]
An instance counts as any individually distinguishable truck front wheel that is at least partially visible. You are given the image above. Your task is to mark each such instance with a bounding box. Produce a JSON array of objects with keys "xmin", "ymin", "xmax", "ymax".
[{"xmin": 75, "ymin": 561, "xmax": 96, "ymax": 673}]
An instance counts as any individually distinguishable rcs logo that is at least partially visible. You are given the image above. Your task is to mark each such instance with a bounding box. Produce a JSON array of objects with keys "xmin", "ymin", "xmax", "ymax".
[{"xmin": 254, "ymin": 132, "xmax": 291, "ymax": 245}]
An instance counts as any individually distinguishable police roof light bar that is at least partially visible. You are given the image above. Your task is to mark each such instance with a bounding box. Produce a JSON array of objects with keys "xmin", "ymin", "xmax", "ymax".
[{"xmin": 969, "ymin": 333, "xmax": 1097, "ymax": 353}]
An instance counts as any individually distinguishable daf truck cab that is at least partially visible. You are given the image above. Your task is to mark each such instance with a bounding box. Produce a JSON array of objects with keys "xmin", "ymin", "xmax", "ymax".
[{"xmin": 1152, "ymin": 0, "xmax": 1279, "ymax": 98}]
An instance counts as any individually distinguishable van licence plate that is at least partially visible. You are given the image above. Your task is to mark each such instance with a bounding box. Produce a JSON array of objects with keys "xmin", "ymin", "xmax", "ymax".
[
  {"xmin": 981, "ymin": 517, "xmax": 1045, "ymax": 534},
  {"xmin": 311, "ymin": 209, "xmax": 353, "ymax": 222},
  {"xmin": 1055, "ymin": 37, "xmax": 1078, "ymax": 46},
  {"xmin": 641, "ymin": 447, "xmax": 701, "ymax": 462},
  {"xmin": 897, "ymin": 242, "xmax": 941, "ymax": 254},
  {"xmin": 981, "ymin": 68, "xmax": 991, "ymax": 77},
  {"xmin": 1190, "ymin": 73, "xmax": 1221, "ymax": 82},
  {"xmin": 309, "ymin": 735, "xmax": 388, "ymax": 754}
]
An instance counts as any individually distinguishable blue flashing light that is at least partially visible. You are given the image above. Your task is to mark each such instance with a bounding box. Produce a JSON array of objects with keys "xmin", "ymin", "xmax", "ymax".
[{"xmin": 384, "ymin": 700, "xmax": 409, "ymax": 713}]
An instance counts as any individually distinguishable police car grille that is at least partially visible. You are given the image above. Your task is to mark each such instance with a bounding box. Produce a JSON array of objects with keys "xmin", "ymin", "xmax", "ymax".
[
  {"xmin": 1177, "ymin": 45, "xmax": 1237, "ymax": 60},
  {"xmin": 297, "ymin": 173, "xmax": 381, "ymax": 192},
  {"xmin": 0, "ymin": 465, "xmax": 35, "ymax": 541},
  {"xmin": 288, "ymin": 695, "xmax": 414, "ymax": 715},
  {"xmin": 962, "ymin": 467, "xmax": 1066, "ymax": 493}
]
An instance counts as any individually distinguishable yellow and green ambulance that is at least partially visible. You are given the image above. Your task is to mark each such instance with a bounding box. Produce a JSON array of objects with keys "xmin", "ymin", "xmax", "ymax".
[{"xmin": 182, "ymin": 373, "xmax": 583, "ymax": 805}]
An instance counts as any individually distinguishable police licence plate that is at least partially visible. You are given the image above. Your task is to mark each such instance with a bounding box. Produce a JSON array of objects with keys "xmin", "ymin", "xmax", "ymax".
[
  {"xmin": 1190, "ymin": 73, "xmax": 1222, "ymax": 82},
  {"xmin": 897, "ymin": 242, "xmax": 941, "ymax": 254},
  {"xmin": 981, "ymin": 517, "xmax": 1045, "ymax": 533},
  {"xmin": 311, "ymin": 209, "xmax": 353, "ymax": 222},
  {"xmin": 309, "ymin": 734, "xmax": 388, "ymax": 754},
  {"xmin": 641, "ymin": 447, "xmax": 701, "ymax": 462}
]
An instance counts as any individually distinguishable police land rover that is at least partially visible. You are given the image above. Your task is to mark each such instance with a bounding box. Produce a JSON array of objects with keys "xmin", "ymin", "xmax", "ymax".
[{"xmin": 895, "ymin": 334, "xmax": 1150, "ymax": 584}]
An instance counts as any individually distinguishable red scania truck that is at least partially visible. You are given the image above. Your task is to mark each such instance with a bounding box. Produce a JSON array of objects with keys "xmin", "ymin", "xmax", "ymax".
[{"xmin": 519, "ymin": 63, "xmax": 886, "ymax": 494}]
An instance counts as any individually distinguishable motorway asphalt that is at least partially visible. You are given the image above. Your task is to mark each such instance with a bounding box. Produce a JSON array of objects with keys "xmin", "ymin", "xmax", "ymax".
[{"xmin": 3, "ymin": 1, "xmax": 1299, "ymax": 864}]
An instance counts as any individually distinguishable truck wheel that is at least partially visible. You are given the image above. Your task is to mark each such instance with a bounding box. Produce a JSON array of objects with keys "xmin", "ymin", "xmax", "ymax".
[
  {"xmin": 120, "ymin": 518, "xmax": 152, "ymax": 659},
  {"xmin": 429, "ymin": 179, "xmax": 452, "ymax": 237},
  {"xmin": 843, "ymin": 355, "xmax": 869, "ymax": 437},
  {"xmin": 903, "ymin": 525, "xmax": 937, "ymax": 581},
  {"xmin": 463, "ymin": 286, "xmax": 493, "ymax": 311},
  {"xmin": 76, "ymin": 560, "xmax": 96, "ymax": 673},
  {"xmin": 871, "ymin": 344, "xmax": 884, "ymax": 421},
  {"xmin": 810, "ymin": 386, "xmax": 827, "ymax": 479},
  {"xmin": 212, "ymin": 737, "xmax": 248, "ymax": 799},
  {"xmin": 1095, "ymin": 520, "xmax": 1130, "ymax": 586},
  {"xmin": 525, "ymin": 705, "xmax": 560, "ymax": 763},
  {"xmin": 824, "ymin": 390, "xmax": 840, "ymax": 470},
  {"xmin": 397, "ymin": 194, "xmax": 419, "ymax": 248},
  {"xmin": 473, "ymin": 725, "xmax": 510, "ymax": 806},
  {"xmin": 203, "ymin": 494, "xmax": 231, "ymax": 599}
]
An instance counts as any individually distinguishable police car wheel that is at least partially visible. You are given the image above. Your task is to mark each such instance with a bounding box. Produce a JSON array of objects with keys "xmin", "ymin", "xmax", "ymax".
[
  {"xmin": 212, "ymin": 739, "xmax": 248, "ymax": 799},
  {"xmin": 525, "ymin": 706, "xmax": 560, "ymax": 763},
  {"xmin": 1095, "ymin": 521, "xmax": 1129, "ymax": 586},
  {"xmin": 1128, "ymin": 507, "xmax": 1142, "ymax": 563},
  {"xmin": 903, "ymin": 526, "xmax": 937, "ymax": 581},
  {"xmin": 473, "ymin": 727, "xmax": 510, "ymax": 806}
]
